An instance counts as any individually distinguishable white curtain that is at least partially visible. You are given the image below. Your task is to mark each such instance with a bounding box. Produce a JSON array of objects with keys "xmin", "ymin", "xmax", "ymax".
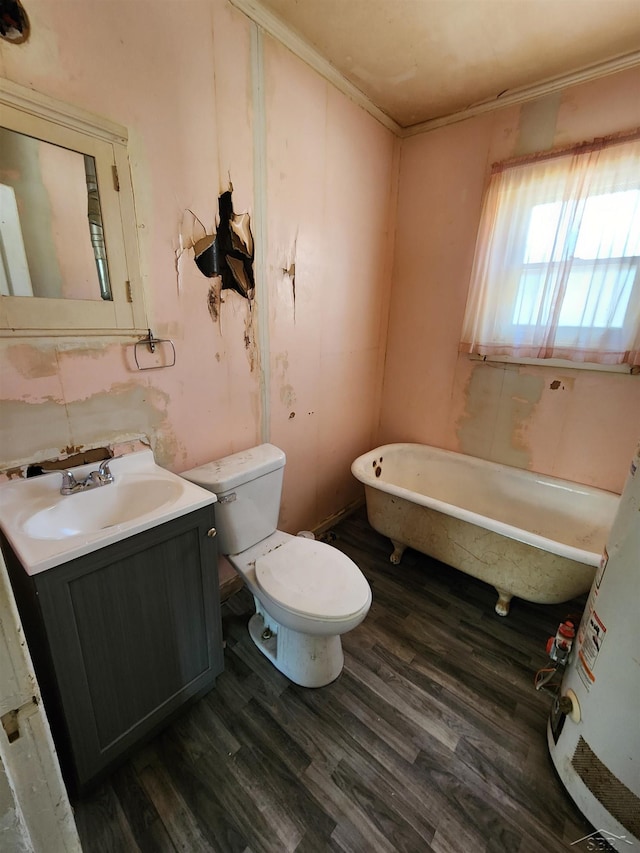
[{"xmin": 460, "ymin": 134, "xmax": 640, "ymax": 366}]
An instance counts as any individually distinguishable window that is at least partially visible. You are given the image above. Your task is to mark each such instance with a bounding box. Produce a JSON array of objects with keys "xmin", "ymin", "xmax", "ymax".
[{"xmin": 460, "ymin": 134, "xmax": 640, "ymax": 368}]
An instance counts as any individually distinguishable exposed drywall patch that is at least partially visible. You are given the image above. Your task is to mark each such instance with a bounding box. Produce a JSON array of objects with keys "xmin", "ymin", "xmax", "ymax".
[
  {"xmin": 1, "ymin": 397, "xmax": 72, "ymax": 468},
  {"xmin": 514, "ymin": 93, "xmax": 561, "ymax": 156},
  {"xmin": 175, "ymin": 209, "xmax": 216, "ymax": 290},
  {"xmin": 457, "ymin": 361, "xmax": 543, "ymax": 469},
  {"xmin": 500, "ymin": 370, "xmax": 544, "ymax": 468},
  {"xmin": 456, "ymin": 361, "xmax": 504, "ymax": 459},
  {"xmin": 5, "ymin": 344, "xmax": 58, "ymax": 379},
  {"xmin": 0, "ymin": 384, "xmax": 168, "ymax": 471},
  {"xmin": 151, "ymin": 423, "xmax": 184, "ymax": 470}
]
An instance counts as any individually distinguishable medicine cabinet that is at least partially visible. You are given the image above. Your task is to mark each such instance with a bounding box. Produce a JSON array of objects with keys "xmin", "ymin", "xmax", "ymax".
[{"xmin": 0, "ymin": 78, "xmax": 146, "ymax": 337}]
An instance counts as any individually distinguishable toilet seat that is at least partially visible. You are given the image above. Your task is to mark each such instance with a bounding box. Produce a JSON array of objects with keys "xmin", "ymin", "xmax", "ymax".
[{"xmin": 254, "ymin": 537, "xmax": 370, "ymax": 621}]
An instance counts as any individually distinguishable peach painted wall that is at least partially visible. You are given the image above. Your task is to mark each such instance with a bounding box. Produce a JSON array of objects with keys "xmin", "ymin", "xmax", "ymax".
[
  {"xmin": 0, "ymin": 0, "xmax": 396, "ymax": 533},
  {"xmin": 0, "ymin": 0, "xmax": 259, "ymax": 471},
  {"xmin": 263, "ymin": 38, "xmax": 397, "ymax": 533},
  {"xmin": 380, "ymin": 66, "xmax": 640, "ymax": 494}
]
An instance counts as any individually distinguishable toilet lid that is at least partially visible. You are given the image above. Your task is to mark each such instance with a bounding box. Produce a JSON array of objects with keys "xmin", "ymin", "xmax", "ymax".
[{"xmin": 254, "ymin": 537, "xmax": 370, "ymax": 620}]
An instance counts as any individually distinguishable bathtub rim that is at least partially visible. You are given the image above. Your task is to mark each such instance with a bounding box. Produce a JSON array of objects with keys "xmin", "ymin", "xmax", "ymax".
[{"xmin": 351, "ymin": 443, "xmax": 619, "ymax": 566}]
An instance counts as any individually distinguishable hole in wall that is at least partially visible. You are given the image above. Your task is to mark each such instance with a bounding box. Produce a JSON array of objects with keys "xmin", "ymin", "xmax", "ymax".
[
  {"xmin": 1, "ymin": 709, "xmax": 20, "ymax": 743},
  {"xmin": 25, "ymin": 447, "xmax": 111, "ymax": 478},
  {"xmin": 213, "ymin": 190, "xmax": 255, "ymax": 299},
  {"xmin": 0, "ymin": 0, "xmax": 29, "ymax": 43},
  {"xmin": 189, "ymin": 190, "xmax": 255, "ymax": 301}
]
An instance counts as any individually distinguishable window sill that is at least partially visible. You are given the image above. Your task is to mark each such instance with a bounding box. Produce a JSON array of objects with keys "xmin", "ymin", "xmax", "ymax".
[{"xmin": 468, "ymin": 354, "xmax": 639, "ymax": 375}]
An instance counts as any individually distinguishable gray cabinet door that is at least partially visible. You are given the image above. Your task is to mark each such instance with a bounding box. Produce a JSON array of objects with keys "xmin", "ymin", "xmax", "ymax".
[{"xmin": 33, "ymin": 506, "xmax": 222, "ymax": 791}]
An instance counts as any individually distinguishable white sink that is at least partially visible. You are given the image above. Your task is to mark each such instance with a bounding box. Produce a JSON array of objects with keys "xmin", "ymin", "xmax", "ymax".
[
  {"xmin": 0, "ymin": 450, "xmax": 216, "ymax": 575},
  {"xmin": 22, "ymin": 475, "xmax": 185, "ymax": 540}
]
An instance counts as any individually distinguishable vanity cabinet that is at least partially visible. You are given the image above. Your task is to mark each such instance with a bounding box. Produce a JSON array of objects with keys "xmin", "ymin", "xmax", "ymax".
[{"xmin": 2, "ymin": 505, "xmax": 223, "ymax": 794}]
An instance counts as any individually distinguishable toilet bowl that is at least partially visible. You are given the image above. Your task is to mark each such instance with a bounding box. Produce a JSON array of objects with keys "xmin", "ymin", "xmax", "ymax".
[
  {"xmin": 231, "ymin": 530, "xmax": 371, "ymax": 686},
  {"xmin": 181, "ymin": 444, "xmax": 371, "ymax": 687}
]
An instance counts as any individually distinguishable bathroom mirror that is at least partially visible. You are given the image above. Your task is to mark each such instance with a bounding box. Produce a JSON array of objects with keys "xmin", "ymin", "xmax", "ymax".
[
  {"xmin": 0, "ymin": 127, "xmax": 111, "ymax": 302},
  {"xmin": 0, "ymin": 78, "xmax": 146, "ymax": 336}
]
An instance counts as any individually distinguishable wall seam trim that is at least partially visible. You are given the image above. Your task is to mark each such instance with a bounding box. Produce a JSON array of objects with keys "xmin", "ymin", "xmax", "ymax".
[
  {"xmin": 229, "ymin": 0, "xmax": 401, "ymax": 136},
  {"xmin": 251, "ymin": 24, "xmax": 270, "ymax": 445}
]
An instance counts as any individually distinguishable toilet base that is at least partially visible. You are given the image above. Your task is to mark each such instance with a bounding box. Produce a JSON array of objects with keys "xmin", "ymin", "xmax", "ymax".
[{"xmin": 247, "ymin": 611, "xmax": 344, "ymax": 688}]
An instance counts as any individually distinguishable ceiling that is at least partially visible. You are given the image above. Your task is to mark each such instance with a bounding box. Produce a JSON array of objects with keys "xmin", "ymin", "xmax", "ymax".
[{"xmin": 233, "ymin": 0, "xmax": 640, "ymax": 132}]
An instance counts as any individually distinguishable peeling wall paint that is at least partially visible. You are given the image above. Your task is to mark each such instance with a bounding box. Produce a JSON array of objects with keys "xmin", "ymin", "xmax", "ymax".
[
  {"xmin": 1, "ymin": 384, "xmax": 168, "ymax": 471},
  {"xmin": 0, "ymin": 0, "xmax": 396, "ymax": 536},
  {"xmin": 0, "ymin": 0, "xmax": 266, "ymax": 479},
  {"xmin": 5, "ymin": 345, "xmax": 58, "ymax": 380},
  {"xmin": 381, "ymin": 66, "xmax": 640, "ymax": 494},
  {"xmin": 455, "ymin": 362, "xmax": 543, "ymax": 468}
]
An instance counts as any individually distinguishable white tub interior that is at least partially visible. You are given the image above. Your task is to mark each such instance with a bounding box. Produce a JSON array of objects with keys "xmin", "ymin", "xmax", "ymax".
[{"xmin": 353, "ymin": 444, "xmax": 619, "ymax": 563}]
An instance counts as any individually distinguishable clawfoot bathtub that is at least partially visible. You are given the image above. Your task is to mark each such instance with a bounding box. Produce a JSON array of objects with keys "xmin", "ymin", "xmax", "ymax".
[{"xmin": 352, "ymin": 444, "xmax": 618, "ymax": 616}]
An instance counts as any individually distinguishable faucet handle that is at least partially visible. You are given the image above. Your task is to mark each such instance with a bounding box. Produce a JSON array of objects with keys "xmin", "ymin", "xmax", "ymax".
[
  {"xmin": 98, "ymin": 455, "xmax": 120, "ymax": 479},
  {"xmin": 60, "ymin": 470, "xmax": 78, "ymax": 494}
]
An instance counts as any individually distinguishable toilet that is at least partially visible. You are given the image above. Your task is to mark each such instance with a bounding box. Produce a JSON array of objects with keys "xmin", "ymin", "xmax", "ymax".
[{"xmin": 181, "ymin": 444, "xmax": 372, "ymax": 687}]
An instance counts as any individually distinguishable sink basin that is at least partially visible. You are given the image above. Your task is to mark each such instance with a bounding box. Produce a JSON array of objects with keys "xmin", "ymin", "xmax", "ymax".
[
  {"xmin": 22, "ymin": 475, "xmax": 185, "ymax": 540},
  {"xmin": 0, "ymin": 450, "xmax": 217, "ymax": 574}
]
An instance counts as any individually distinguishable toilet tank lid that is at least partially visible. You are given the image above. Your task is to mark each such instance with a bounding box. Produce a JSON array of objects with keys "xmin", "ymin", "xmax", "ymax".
[{"xmin": 180, "ymin": 443, "xmax": 286, "ymax": 492}]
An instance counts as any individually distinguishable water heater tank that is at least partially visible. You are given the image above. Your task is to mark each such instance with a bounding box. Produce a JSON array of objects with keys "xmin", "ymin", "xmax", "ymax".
[{"xmin": 547, "ymin": 444, "xmax": 640, "ymax": 851}]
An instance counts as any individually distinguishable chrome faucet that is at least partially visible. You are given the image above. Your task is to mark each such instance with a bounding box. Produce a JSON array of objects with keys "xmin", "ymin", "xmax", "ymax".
[{"xmin": 60, "ymin": 459, "xmax": 115, "ymax": 495}]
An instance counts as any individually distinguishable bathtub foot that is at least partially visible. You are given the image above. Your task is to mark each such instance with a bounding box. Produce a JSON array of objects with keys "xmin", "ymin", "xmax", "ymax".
[
  {"xmin": 494, "ymin": 589, "xmax": 512, "ymax": 617},
  {"xmin": 390, "ymin": 540, "xmax": 406, "ymax": 565}
]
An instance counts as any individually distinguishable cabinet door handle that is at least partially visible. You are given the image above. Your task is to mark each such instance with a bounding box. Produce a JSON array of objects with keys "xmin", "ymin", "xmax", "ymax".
[{"xmin": 207, "ymin": 528, "xmax": 217, "ymax": 538}]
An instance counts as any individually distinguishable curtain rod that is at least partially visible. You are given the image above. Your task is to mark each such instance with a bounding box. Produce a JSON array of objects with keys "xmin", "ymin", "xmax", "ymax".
[{"xmin": 492, "ymin": 127, "xmax": 640, "ymax": 173}]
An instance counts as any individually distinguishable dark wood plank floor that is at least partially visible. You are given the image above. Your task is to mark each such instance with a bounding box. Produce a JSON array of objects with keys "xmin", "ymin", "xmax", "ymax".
[{"xmin": 73, "ymin": 508, "xmax": 595, "ymax": 852}]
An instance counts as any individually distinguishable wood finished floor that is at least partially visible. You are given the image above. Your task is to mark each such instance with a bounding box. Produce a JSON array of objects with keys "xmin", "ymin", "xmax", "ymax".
[{"xmin": 73, "ymin": 508, "xmax": 595, "ymax": 852}]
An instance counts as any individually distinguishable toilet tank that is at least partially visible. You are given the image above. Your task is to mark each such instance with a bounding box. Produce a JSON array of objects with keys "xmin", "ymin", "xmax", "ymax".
[{"xmin": 181, "ymin": 444, "xmax": 286, "ymax": 555}]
